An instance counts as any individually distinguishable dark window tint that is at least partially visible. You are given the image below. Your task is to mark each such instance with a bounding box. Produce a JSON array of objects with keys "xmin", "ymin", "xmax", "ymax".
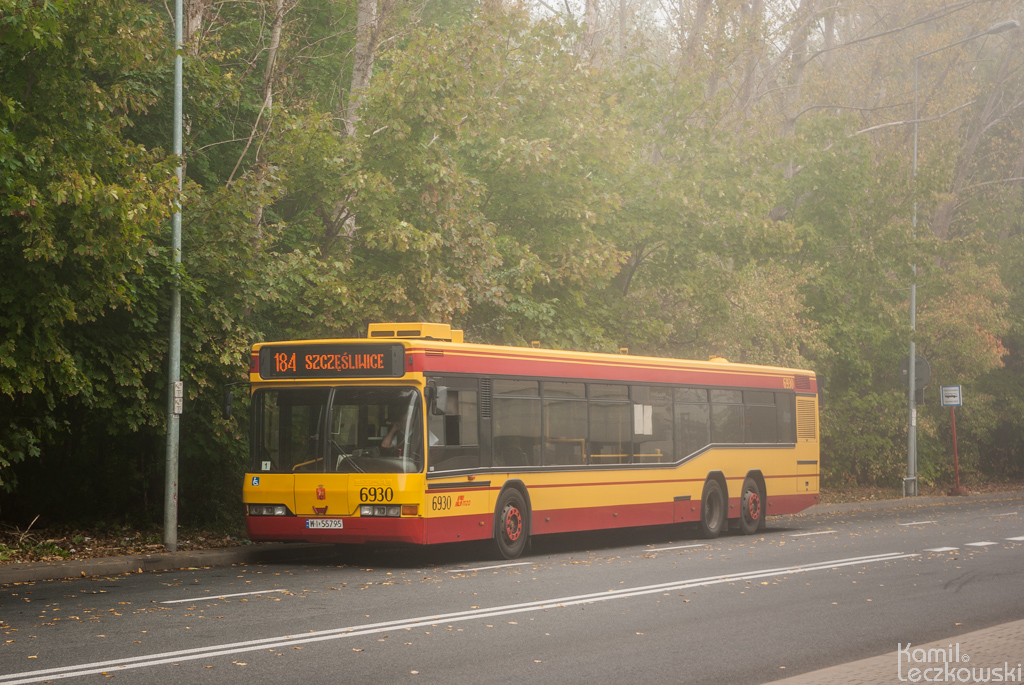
[
  {"xmin": 590, "ymin": 383, "xmax": 629, "ymax": 400},
  {"xmin": 776, "ymin": 393, "xmax": 796, "ymax": 443},
  {"xmin": 493, "ymin": 397, "xmax": 541, "ymax": 467},
  {"xmin": 544, "ymin": 382, "xmax": 586, "ymax": 398},
  {"xmin": 675, "ymin": 402, "xmax": 710, "ymax": 459},
  {"xmin": 711, "ymin": 403, "xmax": 744, "ymax": 443},
  {"xmin": 544, "ymin": 399, "xmax": 587, "ymax": 465},
  {"xmin": 589, "ymin": 401, "xmax": 631, "ymax": 464},
  {"xmin": 710, "ymin": 389, "xmax": 742, "ymax": 404},
  {"xmin": 745, "ymin": 405, "xmax": 777, "ymax": 443},
  {"xmin": 675, "ymin": 387, "xmax": 708, "ymax": 403},
  {"xmin": 744, "ymin": 390, "xmax": 775, "ymax": 406},
  {"xmin": 494, "ymin": 379, "xmax": 539, "ymax": 397}
]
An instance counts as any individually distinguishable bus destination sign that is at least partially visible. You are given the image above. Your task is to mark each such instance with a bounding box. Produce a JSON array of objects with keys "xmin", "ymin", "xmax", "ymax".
[{"xmin": 259, "ymin": 344, "xmax": 405, "ymax": 379}]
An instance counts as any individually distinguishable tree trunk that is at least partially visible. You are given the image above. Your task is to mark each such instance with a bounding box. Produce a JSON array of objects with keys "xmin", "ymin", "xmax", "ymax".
[
  {"xmin": 581, "ymin": 0, "xmax": 601, "ymax": 63},
  {"xmin": 683, "ymin": 0, "xmax": 714, "ymax": 68},
  {"xmin": 345, "ymin": 0, "xmax": 380, "ymax": 137},
  {"xmin": 736, "ymin": 0, "xmax": 763, "ymax": 118},
  {"xmin": 930, "ymin": 30, "xmax": 1020, "ymax": 240},
  {"xmin": 249, "ymin": 0, "xmax": 287, "ymax": 235},
  {"xmin": 184, "ymin": 0, "xmax": 210, "ymax": 56}
]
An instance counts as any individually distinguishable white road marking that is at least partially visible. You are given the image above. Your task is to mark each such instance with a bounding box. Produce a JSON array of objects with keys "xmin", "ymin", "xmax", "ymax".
[
  {"xmin": 923, "ymin": 547, "xmax": 959, "ymax": 553},
  {"xmin": 449, "ymin": 562, "xmax": 533, "ymax": 573},
  {"xmin": 964, "ymin": 542, "xmax": 998, "ymax": 547},
  {"xmin": 788, "ymin": 530, "xmax": 837, "ymax": 537},
  {"xmin": 647, "ymin": 544, "xmax": 706, "ymax": 552},
  {"xmin": 898, "ymin": 521, "xmax": 937, "ymax": 526},
  {"xmin": 160, "ymin": 589, "xmax": 289, "ymax": 604},
  {"xmin": 1, "ymin": 551, "xmax": 917, "ymax": 685},
  {"xmin": 1006, "ymin": 536, "xmax": 1024, "ymax": 541},
  {"xmin": 991, "ymin": 512, "xmax": 1019, "ymax": 517}
]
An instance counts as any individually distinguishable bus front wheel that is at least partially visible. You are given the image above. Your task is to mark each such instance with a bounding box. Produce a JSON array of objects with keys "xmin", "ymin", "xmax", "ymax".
[
  {"xmin": 493, "ymin": 488, "xmax": 529, "ymax": 559},
  {"xmin": 698, "ymin": 478, "xmax": 726, "ymax": 539}
]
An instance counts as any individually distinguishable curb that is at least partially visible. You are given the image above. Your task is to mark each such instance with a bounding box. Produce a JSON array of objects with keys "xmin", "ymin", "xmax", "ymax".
[
  {"xmin": 789, "ymin": 489, "xmax": 1024, "ymax": 517},
  {"xmin": 3, "ymin": 490, "xmax": 1021, "ymax": 586}
]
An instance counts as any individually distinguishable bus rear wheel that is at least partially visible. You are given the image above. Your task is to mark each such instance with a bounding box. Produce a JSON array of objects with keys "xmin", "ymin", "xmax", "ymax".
[
  {"xmin": 493, "ymin": 488, "xmax": 529, "ymax": 559},
  {"xmin": 698, "ymin": 478, "xmax": 726, "ymax": 539},
  {"xmin": 739, "ymin": 477, "xmax": 763, "ymax": 535}
]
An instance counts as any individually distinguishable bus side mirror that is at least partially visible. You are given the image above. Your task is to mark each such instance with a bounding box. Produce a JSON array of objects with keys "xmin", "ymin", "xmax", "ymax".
[
  {"xmin": 430, "ymin": 386, "xmax": 448, "ymax": 416},
  {"xmin": 817, "ymin": 375, "xmax": 826, "ymax": 411},
  {"xmin": 223, "ymin": 388, "xmax": 234, "ymax": 420}
]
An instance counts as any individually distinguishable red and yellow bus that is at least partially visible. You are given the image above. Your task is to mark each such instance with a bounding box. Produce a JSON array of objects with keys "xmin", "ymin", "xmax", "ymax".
[{"xmin": 243, "ymin": 323, "xmax": 820, "ymax": 558}]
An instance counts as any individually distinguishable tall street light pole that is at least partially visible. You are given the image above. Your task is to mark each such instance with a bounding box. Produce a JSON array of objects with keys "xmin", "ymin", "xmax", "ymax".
[
  {"xmin": 164, "ymin": 0, "xmax": 184, "ymax": 551},
  {"xmin": 907, "ymin": 19, "xmax": 1019, "ymax": 497}
]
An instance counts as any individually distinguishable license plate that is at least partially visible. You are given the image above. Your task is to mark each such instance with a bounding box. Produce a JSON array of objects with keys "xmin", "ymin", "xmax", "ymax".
[{"xmin": 305, "ymin": 519, "xmax": 344, "ymax": 529}]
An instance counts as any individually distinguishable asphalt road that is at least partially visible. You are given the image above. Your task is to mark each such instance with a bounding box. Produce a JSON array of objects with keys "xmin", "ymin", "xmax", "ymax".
[{"xmin": 2, "ymin": 495, "xmax": 1022, "ymax": 685}]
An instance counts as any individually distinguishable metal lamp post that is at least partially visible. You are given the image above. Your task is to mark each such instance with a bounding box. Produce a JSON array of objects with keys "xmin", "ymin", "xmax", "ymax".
[
  {"xmin": 906, "ymin": 19, "xmax": 1019, "ymax": 497},
  {"xmin": 164, "ymin": 0, "xmax": 184, "ymax": 551}
]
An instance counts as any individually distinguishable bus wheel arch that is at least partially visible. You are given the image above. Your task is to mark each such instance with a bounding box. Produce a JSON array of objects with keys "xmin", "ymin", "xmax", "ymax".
[
  {"xmin": 739, "ymin": 471, "xmax": 766, "ymax": 535},
  {"xmin": 493, "ymin": 482, "xmax": 531, "ymax": 559},
  {"xmin": 698, "ymin": 473, "xmax": 727, "ymax": 539}
]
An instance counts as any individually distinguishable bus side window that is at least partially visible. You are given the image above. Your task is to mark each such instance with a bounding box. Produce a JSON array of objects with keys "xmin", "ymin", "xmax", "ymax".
[
  {"xmin": 429, "ymin": 391, "xmax": 478, "ymax": 447},
  {"xmin": 427, "ymin": 390, "xmax": 481, "ymax": 472},
  {"xmin": 744, "ymin": 390, "xmax": 777, "ymax": 443},
  {"xmin": 632, "ymin": 386, "xmax": 673, "ymax": 463},
  {"xmin": 776, "ymin": 392, "xmax": 796, "ymax": 443},
  {"xmin": 589, "ymin": 397, "xmax": 631, "ymax": 464},
  {"xmin": 674, "ymin": 387, "xmax": 709, "ymax": 460},
  {"xmin": 710, "ymin": 389, "xmax": 744, "ymax": 444},
  {"xmin": 493, "ymin": 380, "xmax": 540, "ymax": 468}
]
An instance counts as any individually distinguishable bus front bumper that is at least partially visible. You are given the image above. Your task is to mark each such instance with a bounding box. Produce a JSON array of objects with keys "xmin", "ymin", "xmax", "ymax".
[{"xmin": 246, "ymin": 515, "xmax": 426, "ymax": 545}]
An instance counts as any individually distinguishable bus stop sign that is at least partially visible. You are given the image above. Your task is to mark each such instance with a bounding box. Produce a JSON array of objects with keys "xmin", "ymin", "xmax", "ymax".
[{"xmin": 941, "ymin": 385, "xmax": 963, "ymax": 407}]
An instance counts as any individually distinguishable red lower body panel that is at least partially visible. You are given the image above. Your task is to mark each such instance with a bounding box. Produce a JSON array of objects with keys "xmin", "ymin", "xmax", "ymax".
[
  {"xmin": 765, "ymin": 492, "xmax": 820, "ymax": 515},
  {"xmin": 246, "ymin": 492, "xmax": 818, "ymax": 546},
  {"xmin": 533, "ymin": 500, "xmax": 702, "ymax": 535}
]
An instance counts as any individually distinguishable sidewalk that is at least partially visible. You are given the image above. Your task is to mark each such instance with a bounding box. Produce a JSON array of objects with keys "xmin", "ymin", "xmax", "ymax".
[
  {"xmin": 770, "ymin": 618, "xmax": 1024, "ymax": 684},
  {"xmin": 0, "ymin": 542, "xmax": 339, "ymax": 585}
]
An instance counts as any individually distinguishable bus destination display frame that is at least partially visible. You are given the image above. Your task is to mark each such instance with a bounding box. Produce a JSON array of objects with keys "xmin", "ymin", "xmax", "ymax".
[{"xmin": 259, "ymin": 343, "xmax": 405, "ymax": 379}]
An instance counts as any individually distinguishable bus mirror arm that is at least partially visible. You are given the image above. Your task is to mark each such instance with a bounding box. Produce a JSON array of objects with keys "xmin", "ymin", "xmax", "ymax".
[{"xmin": 221, "ymin": 381, "xmax": 250, "ymax": 420}]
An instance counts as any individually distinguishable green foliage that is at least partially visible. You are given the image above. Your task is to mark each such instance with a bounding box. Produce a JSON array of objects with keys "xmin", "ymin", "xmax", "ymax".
[
  {"xmin": 0, "ymin": 0, "xmax": 177, "ymax": 495},
  {"xmin": 822, "ymin": 390, "xmax": 908, "ymax": 486},
  {"xmin": 2, "ymin": 0, "xmax": 1023, "ymax": 526}
]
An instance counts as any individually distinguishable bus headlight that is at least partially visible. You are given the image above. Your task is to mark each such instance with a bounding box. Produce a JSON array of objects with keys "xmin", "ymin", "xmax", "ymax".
[{"xmin": 359, "ymin": 505, "xmax": 404, "ymax": 517}]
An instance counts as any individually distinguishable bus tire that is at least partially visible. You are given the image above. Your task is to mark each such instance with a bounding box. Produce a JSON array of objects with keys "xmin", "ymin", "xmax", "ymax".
[
  {"xmin": 739, "ymin": 477, "xmax": 763, "ymax": 535},
  {"xmin": 698, "ymin": 478, "xmax": 726, "ymax": 539},
  {"xmin": 493, "ymin": 488, "xmax": 529, "ymax": 559}
]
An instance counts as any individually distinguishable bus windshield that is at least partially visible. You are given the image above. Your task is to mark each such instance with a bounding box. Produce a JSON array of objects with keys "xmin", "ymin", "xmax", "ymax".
[{"xmin": 252, "ymin": 387, "xmax": 423, "ymax": 474}]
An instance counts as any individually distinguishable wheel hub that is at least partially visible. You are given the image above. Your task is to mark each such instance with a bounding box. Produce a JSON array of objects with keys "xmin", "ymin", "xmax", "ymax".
[
  {"xmin": 504, "ymin": 506, "xmax": 523, "ymax": 541},
  {"xmin": 744, "ymin": 491, "xmax": 761, "ymax": 521}
]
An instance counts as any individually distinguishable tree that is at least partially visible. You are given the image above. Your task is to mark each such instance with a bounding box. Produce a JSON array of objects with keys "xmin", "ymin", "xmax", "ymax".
[{"xmin": 0, "ymin": 0, "xmax": 178, "ymax": 493}]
